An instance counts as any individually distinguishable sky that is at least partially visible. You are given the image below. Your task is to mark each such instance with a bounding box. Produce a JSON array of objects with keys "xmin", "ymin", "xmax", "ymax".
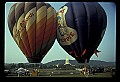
[{"xmin": 5, "ymin": 2, "xmax": 116, "ymax": 64}]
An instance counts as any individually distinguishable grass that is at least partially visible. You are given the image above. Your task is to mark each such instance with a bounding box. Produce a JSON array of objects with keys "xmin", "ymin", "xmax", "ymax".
[
  {"xmin": 6, "ymin": 70, "xmax": 113, "ymax": 78},
  {"xmin": 37, "ymin": 73, "xmax": 112, "ymax": 78},
  {"xmin": 6, "ymin": 73, "xmax": 112, "ymax": 78}
]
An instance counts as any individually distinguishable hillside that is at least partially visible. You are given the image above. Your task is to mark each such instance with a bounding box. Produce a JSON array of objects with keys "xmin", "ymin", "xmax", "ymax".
[{"xmin": 45, "ymin": 60, "xmax": 115, "ymax": 67}]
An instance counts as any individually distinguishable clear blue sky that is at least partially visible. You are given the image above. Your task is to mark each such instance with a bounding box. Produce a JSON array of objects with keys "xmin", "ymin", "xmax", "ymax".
[{"xmin": 5, "ymin": 2, "xmax": 116, "ymax": 64}]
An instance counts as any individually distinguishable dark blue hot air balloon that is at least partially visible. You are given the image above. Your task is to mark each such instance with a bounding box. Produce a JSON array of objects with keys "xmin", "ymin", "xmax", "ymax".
[{"xmin": 57, "ymin": 2, "xmax": 107, "ymax": 63}]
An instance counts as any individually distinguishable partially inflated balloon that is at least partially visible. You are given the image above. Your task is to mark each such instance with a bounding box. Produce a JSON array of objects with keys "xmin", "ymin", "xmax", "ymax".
[
  {"xmin": 57, "ymin": 2, "xmax": 107, "ymax": 63},
  {"xmin": 8, "ymin": 2, "xmax": 57, "ymax": 63}
]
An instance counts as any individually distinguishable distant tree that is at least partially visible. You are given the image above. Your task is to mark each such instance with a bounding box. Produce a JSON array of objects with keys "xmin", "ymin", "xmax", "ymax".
[
  {"xmin": 48, "ymin": 65, "xmax": 54, "ymax": 69},
  {"xmin": 10, "ymin": 63, "xmax": 17, "ymax": 69},
  {"xmin": 18, "ymin": 63, "xmax": 25, "ymax": 68},
  {"xmin": 42, "ymin": 64, "xmax": 47, "ymax": 69},
  {"xmin": 58, "ymin": 64, "xmax": 64, "ymax": 68},
  {"xmin": 34, "ymin": 63, "xmax": 40, "ymax": 68},
  {"xmin": 29, "ymin": 63, "xmax": 35, "ymax": 68},
  {"xmin": 5, "ymin": 64, "xmax": 8, "ymax": 69},
  {"xmin": 39, "ymin": 64, "xmax": 47, "ymax": 69}
]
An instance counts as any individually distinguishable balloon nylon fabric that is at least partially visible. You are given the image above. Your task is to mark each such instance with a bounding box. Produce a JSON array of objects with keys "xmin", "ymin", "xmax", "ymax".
[
  {"xmin": 57, "ymin": 2, "xmax": 107, "ymax": 63},
  {"xmin": 8, "ymin": 2, "xmax": 57, "ymax": 63}
]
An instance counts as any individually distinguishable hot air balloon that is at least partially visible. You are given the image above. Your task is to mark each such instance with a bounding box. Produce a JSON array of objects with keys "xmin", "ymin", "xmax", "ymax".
[
  {"xmin": 57, "ymin": 2, "xmax": 107, "ymax": 63},
  {"xmin": 8, "ymin": 2, "xmax": 57, "ymax": 63}
]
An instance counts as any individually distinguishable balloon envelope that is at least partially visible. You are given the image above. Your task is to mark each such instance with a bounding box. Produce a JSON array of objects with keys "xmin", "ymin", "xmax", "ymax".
[
  {"xmin": 8, "ymin": 2, "xmax": 57, "ymax": 63},
  {"xmin": 57, "ymin": 2, "xmax": 107, "ymax": 63}
]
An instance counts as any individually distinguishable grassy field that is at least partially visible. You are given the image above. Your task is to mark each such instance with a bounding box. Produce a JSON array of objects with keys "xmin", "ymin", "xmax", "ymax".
[
  {"xmin": 38, "ymin": 72, "xmax": 112, "ymax": 77},
  {"xmin": 6, "ymin": 69, "xmax": 113, "ymax": 78},
  {"xmin": 6, "ymin": 73, "xmax": 112, "ymax": 78}
]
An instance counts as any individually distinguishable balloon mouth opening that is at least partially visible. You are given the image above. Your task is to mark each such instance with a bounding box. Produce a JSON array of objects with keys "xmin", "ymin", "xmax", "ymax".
[
  {"xmin": 27, "ymin": 57, "xmax": 43, "ymax": 63},
  {"xmin": 75, "ymin": 49, "xmax": 100, "ymax": 63},
  {"xmin": 76, "ymin": 57, "xmax": 90, "ymax": 63}
]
